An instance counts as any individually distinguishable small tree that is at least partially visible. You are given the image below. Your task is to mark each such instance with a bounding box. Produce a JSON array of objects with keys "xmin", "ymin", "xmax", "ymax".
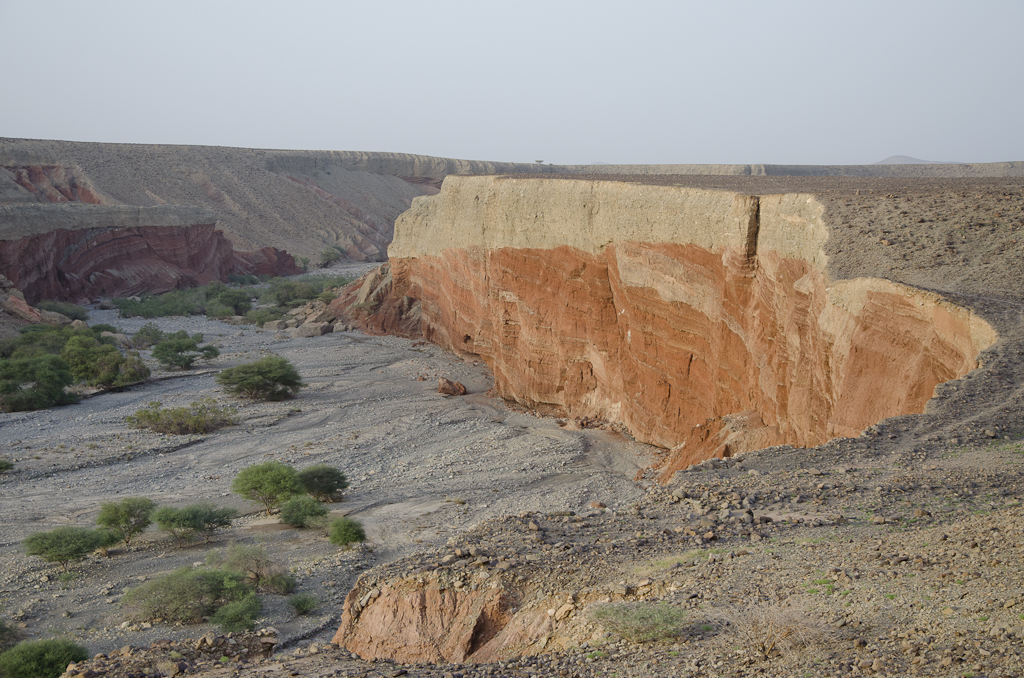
[
  {"xmin": 319, "ymin": 248, "xmax": 341, "ymax": 268},
  {"xmin": 121, "ymin": 567, "xmax": 252, "ymax": 625},
  {"xmin": 297, "ymin": 465, "xmax": 349, "ymax": 502},
  {"xmin": 297, "ymin": 256, "xmax": 310, "ymax": 272},
  {"xmin": 279, "ymin": 495, "xmax": 329, "ymax": 528},
  {"xmin": 131, "ymin": 322, "xmax": 164, "ymax": 349},
  {"xmin": 231, "ymin": 461, "xmax": 302, "ymax": 514},
  {"xmin": 0, "ymin": 355, "xmax": 78, "ymax": 412},
  {"xmin": 96, "ymin": 497, "xmax": 156, "ymax": 546},
  {"xmin": 328, "ymin": 517, "xmax": 367, "ymax": 548},
  {"xmin": 216, "ymin": 289, "xmax": 253, "ymax": 316},
  {"xmin": 207, "ymin": 543, "xmax": 293, "ymax": 592},
  {"xmin": 152, "ymin": 503, "xmax": 236, "ymax": 546},
  {"xmin": 216, "ymin": 356, "xmax": 304, "ymax": 400},
  {"xmin": 152, "ymin": 333, "xmax": 219, "ymax": 369},
  {"xmin": 23, "ymin": 526, "xmax": 118, "ymax": 571},
  {"xmin": 0, "ymin": 639, "xmax": 90, "ymax": 678}
]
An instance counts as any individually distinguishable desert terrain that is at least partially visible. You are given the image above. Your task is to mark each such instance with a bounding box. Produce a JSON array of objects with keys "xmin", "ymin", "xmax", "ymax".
[{"xmin": 0, "ymin": 163, "xmax": 1022, "ymax": 678}]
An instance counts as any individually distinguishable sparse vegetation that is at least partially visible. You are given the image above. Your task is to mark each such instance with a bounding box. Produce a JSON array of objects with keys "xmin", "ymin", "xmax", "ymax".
[
  {"xmin": 121, "ymin": 567, "xmax": 254, "ymax": 630},
  {"xmin": 288, "ymin": 593, "xmax": 318, "ymax": 615},
  {"xmin": 279, "ymin": 495, "xmax": 329, "ymax": 528},
  {"xmin": 0, "ymin": 459, "xmax": 12, "ymax": 472},
  {"xmin": 297, "ymin": 464, "xmax": 349, "ymax": 502},
  {"xmin": 0, "ymin": 355, "xmax": 78, "ymax": 412},
  {"xmin": 717, "ymin": 603, "xmax": 831, "ymax": 660},
  {"xmin": 217, "ymin": 356, "xmax": 304, "ymax": 400},
  {"xmin": 589, "ymin": 602, "xmax": 688, "ymax": 642},
  {"xmin": 206, "ymin": 543, "xmax": 295, "ymax": 593},
  {"xmin": 23, "ymin": 526, "xmax": 119, "ymax": 571},
  {"xmin": 126, "ymin": 398, "xmax": 237, "ymax": 434},
  {"xmin": 152, "ymin": 503, "xmax": 236, "ymax": 546},
  {"xmin": 319, "ymin": 248, "xmax": 341, "ymax": 267},
  {"xmin": 231, "ymin": 461, "xmax": 303, "ymax": 514},
  {"xmin": 151, "ymin": 332, "xmax": 219, "ymax": 369},
  {"xmin": 130, "ymin": 322, "xmax": 164, "ymax": 348},
  {"xmin": 208, "ymin": 594, "xmax": 262, "ymax": 632},
  {"xmin": 61, "ymin": 334, "xmax": 149, "ymax": 387},
  {"xmin": 96, "ymin": 497, "xmax": 156, "ymax": 546},
  {"xmin": 328, "ymin": 517, "xmax": 367, "ymax": 548},
  {"xmin": 0, "ymin": 638, "xmax": 89, "ymax": 678}
]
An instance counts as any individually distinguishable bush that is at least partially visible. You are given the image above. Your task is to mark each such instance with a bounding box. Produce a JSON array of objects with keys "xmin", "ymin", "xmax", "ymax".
[
  {"xmin": 96, "ymin": 497, "xmax": 156, "ymax": 546},
  {"xmin": 288, "ymin": 593, "xmax": 318, "ymax": 615},
  {"xmin": 717, "ymin": 603, "xmax": 830, "ymax": 660},
  {"xmin": 0, "ymin": 355, "xmax": 78, "ymax": 412},
  {"xmin": 215, "ymin": 289, "xmax": 253, "ymax": 316},
  {"xmin": 216, "ymin": 356, "xmax": 304, "ymax": 401},
  {"xmin": 242, "ymin": 307, "xmax": 287, "ymax": 326},
  {"xmin": 231, "ymin": 461, "xmax": 302, "ymax": 514},
  {"xmin": 206, "ymin": 543, "xmax": 293, "ymax": 592},
  {"xmin": 0, "ymin": 638, "xmax": 89, "ymax": 678},
  {"xmin": 319, "ymin": 248, "xmax": 341, "ymax": 268},
  {"xmin": 36, "ymin": 300, "xmax": 89, "ymax": 321},
  {"xmin": 209, "ymin": 594, "xmax": 261, "ymax": 632},
  {"xmin": 152, "ymin": 503, "xmax": 236, "ymax": 546},
  {"xmin": 279, "ymin": 495, "xmax": 329, "ymax": 528},
  {"xmin": 589, "ymin": 602, "xmax": 688, "ymax": 642},
  {"xmin": 0, "ymin": 459, "xmax": 13, "ymax": 472},
  {"xmin": 297, "ymin": 465, "xmax": 349, "ymax": 502},
  {"xmin": 0, "ymin": 618, "xmax": 22, "ymax": 650},
  {"xmin": 131, "ymin": 322, "xmax": 164, "ymax": 349},
  {"xmin": 113, "ymin": 288, "xmax": 208, "ymax": 318},
  {"xmin": 23, "ymin": 526, "xmax": 118, "ymax": 571},
  {"xmin": 60, "ymin": 335, "xmax": 150, "ymax": 388},
  {"xmin": 152, "ymin": 333, "xmax": 219, "ymax": 369},
  {"xmin": 126, "ymin": 398, "xmax": 237, "ymax": 434},
  {"xmin": 328, "ymin": 517, "xmax": 366, "ymax": 548},
  {"xmin": 121, "ymin": 567, "xmax": 252, "ymax": 625}
]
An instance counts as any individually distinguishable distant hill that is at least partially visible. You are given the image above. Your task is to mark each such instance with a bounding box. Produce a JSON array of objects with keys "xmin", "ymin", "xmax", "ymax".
[{"xmin": 874, "ymin": 155, "xmax": 957, "ymax": 165}]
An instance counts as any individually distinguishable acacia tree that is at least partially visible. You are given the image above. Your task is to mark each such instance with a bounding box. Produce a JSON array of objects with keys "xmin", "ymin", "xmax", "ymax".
[
  {"xmin": 23, "ymin": 526, "xmax": 118, "ymax": 571},
  {"xmin": 216, "ymin": 356, "xmax": 303, "ymax": 400},
  {"xmin": 231, "ymin": 461, "xmax": 303, "ymax": 514},
  {"xmin": 96, "ymin": 497, "xmax": 156, "ymax": 546}
]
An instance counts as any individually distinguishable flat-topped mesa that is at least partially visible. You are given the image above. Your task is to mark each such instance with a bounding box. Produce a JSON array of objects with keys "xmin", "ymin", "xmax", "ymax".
[{"xmin": 348, "ymin": 176, "xmax": 997, "ymax": 473}]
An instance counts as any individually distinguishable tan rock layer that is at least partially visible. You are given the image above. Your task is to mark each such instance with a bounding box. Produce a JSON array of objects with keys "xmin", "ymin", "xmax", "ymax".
[{"xmin": 349, "ymin": 177, "xmax": 996, "ymax": 470}]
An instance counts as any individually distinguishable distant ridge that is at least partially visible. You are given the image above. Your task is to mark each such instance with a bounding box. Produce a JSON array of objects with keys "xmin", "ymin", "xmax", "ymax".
[{"xmin": 874, "ymin": 155, "xmax": 957, "ymax": 165}]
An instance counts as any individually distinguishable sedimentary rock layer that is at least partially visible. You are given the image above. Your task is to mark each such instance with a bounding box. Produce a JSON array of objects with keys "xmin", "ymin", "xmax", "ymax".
[
  {"xmin": 353, "ymin": 177, "xmax": 997, "ymax": 469},
  {"xmin": 0, "ymin": 204, "xmax": 299, "ymax": 303}
]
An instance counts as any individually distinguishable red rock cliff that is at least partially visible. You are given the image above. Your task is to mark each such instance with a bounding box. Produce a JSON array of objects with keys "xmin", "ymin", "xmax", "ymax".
[
  {"xmin": 346, "ymin": 177, "xmax": 996, "ymax": 472},
  {"xmin": 0, "ymin": 204, "xmax": 300, "ymax": 303}
]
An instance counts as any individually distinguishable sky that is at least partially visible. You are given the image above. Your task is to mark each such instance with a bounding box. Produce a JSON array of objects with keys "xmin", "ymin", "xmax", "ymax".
[{"xmin": 2, "ymin": 0, "xmax": 1022, "ymax": 166}]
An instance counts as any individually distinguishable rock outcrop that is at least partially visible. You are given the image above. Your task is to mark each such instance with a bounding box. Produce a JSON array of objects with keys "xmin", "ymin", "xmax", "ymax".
[
  {"xmin": 346, "ymin": 176, "xmax": 998, "ymax": 471},
  {"xmin": 0, "ymin": 204, "xmax": 299, "ymax": 303}
]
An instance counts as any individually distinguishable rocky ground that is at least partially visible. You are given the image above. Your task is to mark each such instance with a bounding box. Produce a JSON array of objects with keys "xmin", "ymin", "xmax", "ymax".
[{"xmin": 0, "ymin": 300, "xmax": 1020, "ymax": 677}]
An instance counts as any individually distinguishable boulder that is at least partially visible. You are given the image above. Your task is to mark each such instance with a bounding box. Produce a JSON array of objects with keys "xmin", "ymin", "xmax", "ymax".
[{"xmin": 437, "ymin": 378, "xmax": 467, "ymax": 396}]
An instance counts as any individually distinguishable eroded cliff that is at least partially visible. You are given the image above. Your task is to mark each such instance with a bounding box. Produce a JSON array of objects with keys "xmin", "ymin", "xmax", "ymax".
[
  {"xmin": 0, "ymin": 204, "xmax": 299, "ymax": 303},
  {"xmin": 348, "ymin": 176, "xmax": 997, "ymax": 472}
]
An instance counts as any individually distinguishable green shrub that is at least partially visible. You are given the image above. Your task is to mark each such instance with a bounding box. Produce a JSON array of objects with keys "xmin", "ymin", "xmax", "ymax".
[
  {"xmin": 59, "ymin": 335, "xmax": 150, "ymax": 388},
  {"xmin": 121, "ymin": 567, "xmax": 252, "ymax": 624},
  {"xmin": 279, "ymin": 495, "xmax": 329, "ymax": 528},
  {"xmin": 216, "ymin": 356, "xmax": 304, "ymax": 400},
  {"xmin": 36, "ymin": 300, "xmax": 89, "ymax": 321},
  {"xmin": 96, "ymin": 497, "xmax": 156, "ymax": 546},
  {"xmin": 0, "ymin": 459, "xmax": 13, "ymax": 472},
  {"xmin": 0, "ymin": 618, "xmax": 22, "ymax": 650},
  {"xmin": 0, "ymin": 638, "xmax": 89, "ymax": 678},
  {"xmin": 319, "ymin": 248, "xmax": 341, "ymax": 267},
  {"xmin": 0, "ymin": 355, "xmax": 78, "ymax": 412},
  {"xmin": 328, "ymin": 517, "xmax": 366, "ymax": 548},
  {"xmin": 231, "ymin": 461, "xmax": 302, "ymax": 514},
  {"xmin": 266, "ymin": 279, "xmax": 318, "ymax": 307},
  {"xmin": 288, "ymin": 593, "xmax": 318, "ymax": 615},
  {"xmin": 152, "ymin": 333, "xmax": 219, "ymax": 369},
  {"xmin": 113, "ymin": 288, "xmax": 208, "ymax": 318},
  {"xmin": 131, "ymin": 322, "xmax": 164, "ymax": 348},
  {"xmin": 126, "ymin": 398, "xmax": 237, "ymax": 434},
  {"xmin": 23, "ymin": 526, "xmax": 118, "ymax": 571},
  {"xmin": 206, "ymin": 543, "xmax": 293, "ymax": 592},
  {"xmin": 297, "ymin": 465, "xmax": 349, "ymax": 502},
  {"xmin": 209, "ymin": 594, "xmax": 261, "ymax": 632},
  {"xmin": 152, "ymin": 503, "xmax": 236, "ymax": 546},
  {"xmin": 297, "ymin": 256, "xmax": 310, "ymax": 273},
  {"xmin": 216, "ymin": 289, "xmax": 253, "ymax": 316},
  {"xmin": 242, "ymin": 307, "xmax": 286, "ymax": 326},
  {"xmin": 589, "ymin": 602, "xmax": 688, "ymax": 642}
]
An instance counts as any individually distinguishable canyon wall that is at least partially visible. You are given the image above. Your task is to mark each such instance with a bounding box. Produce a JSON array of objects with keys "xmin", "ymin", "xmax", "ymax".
[
  {"xmin": 351, "ymin": 177, "xmax": 997, "ymax": 470},
  {"xmin": 0, "ymin": 204, "xmax": 299, "ymax": 304}
]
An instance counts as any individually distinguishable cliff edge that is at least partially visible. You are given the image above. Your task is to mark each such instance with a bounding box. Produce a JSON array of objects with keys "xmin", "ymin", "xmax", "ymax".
[{"xmin": 343, "ymin": 175, "xmax": 1024, "ymax": 472}]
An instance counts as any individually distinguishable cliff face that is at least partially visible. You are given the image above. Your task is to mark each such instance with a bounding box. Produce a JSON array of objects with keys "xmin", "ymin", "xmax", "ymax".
[
  {"xmin": 0, "ymin": 204, "xmax": 299, "ymax": 303},
  {"xmin": 353, "ymin": 177, "xmax": 997, "ymax": 470}
]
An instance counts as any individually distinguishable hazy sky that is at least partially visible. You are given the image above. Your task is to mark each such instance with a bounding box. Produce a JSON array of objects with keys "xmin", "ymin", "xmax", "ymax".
[{"xmin": 3, "ymin": 0, "xmax": 1022, "ymax": 165}]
